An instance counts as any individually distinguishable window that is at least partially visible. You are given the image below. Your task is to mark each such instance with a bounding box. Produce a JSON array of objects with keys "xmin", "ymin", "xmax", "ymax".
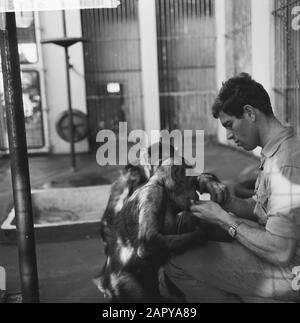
[
  {"xmin": 16, "ymin": 11, "xmax": 38, "ymax": 64},
  {"xmin": 0, "ymin": 12, "xmax": 45, "ymax": 150}
]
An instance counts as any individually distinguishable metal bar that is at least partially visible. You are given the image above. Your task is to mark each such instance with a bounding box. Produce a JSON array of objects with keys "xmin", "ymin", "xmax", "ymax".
[
  {"xmin": 165, "ymin": 0, "xmax": 172, "ymax": 130},
  {"xmin": 0, "ymin": 12, "xmax": 39, "ymax": 303},
  {"xmin": 160, "ymin": 90, "xmax": 217, "ymax": 96},
  {"xmin": 159, "ymin": 64, "xmax": 215, "ymax": 70},
  {"xmin": 62, "ymin": 11, "xmax": 76, "ymax": 171},
  {"xmin": 65, "ymin": 46, "xmax": 76, "ymax": 170},
  {"xmin": 209, "ymin": 0, "xmax": 213, "ymax": 17}
]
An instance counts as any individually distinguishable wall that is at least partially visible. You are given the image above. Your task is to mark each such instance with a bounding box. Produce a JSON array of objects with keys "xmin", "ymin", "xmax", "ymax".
[
  {"xmin": 251, "ymin": 0, "xmax": 274, "ymax": 105},
  {"xmin": 39, "ymin": 9, "xmax": 89, "ymax": 154},
  {"xmin": 215, "ymin": 0, "xmax": 274, "ymax": 157}
]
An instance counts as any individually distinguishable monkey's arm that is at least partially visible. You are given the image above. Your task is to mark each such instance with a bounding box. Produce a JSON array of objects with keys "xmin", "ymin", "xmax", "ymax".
[
  {"xmin": 154, "ymin": 230, "xmax": 206, "ymax": 255},
  {"xmin": 137, "ymin": 186, "xmax": 205, "ymax": 259},
  {"xmin": 177, "ymin": 212, "xmax": 233, "ymax": 243},
  {"xmin": 138, "ymin": 229, "xmax": 205, "ymax": 258}
]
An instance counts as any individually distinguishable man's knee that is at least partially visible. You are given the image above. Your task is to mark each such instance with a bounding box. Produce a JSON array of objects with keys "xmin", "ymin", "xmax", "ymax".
[
  {"xmin": 160, "ymin": 264, "xmax": 242, "ymax": 303},
  {"xmin": 158, "ymin": 267, "xmax": 186, "ymax": 303}
]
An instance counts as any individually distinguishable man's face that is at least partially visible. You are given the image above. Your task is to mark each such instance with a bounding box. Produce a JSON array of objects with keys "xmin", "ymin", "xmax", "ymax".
[{"xmin": 219, "ymin": 110, "xmax": 259, "ymax": 151}]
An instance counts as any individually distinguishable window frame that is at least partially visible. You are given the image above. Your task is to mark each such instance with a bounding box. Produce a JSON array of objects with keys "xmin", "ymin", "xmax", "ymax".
[{"xmin": 0, "ymin": 11, "xmax": 50, "ymax": 154}]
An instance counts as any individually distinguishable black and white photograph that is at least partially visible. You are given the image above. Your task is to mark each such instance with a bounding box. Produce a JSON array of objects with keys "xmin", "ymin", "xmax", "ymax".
[{"xmin": 0, "ymin": 0, "xmax": 300, "ymax": 306}]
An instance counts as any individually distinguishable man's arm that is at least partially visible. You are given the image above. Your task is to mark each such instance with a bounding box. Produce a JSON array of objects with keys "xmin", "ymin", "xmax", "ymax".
[
  {"xmin": 197, "ymin": 173, "xmax": 258, "ymax": 222},
  {"xmin": 224, "ymin": 196, "xmax": 258, "ymax": 222},
  {"xmin": 219, "ymin": 212, "xmax": 297, "ymax": 267},
  {"xmin": 191, "ymin": 202, "xmax": 297, "ymax": 267}
]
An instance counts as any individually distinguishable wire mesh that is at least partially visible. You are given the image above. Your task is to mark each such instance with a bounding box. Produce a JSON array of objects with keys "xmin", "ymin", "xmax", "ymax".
[{"xmin": 273, "ymin": 0, "xmax": 300, "ymax": 134}]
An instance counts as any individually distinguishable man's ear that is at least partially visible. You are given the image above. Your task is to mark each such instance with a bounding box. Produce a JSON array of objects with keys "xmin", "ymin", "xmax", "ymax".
[{"xmin": 243, "ymin": 105, "xmax": 256, "ymax": 122}]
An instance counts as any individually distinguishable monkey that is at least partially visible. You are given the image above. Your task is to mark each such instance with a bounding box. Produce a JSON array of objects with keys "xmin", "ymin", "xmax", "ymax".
[
  {"xmin": 95, "ymin": 157, "xmax": 209, "ymax": 303},
  {"xmin": 99, "ymin": 141, "xmax": 177, "ymax": 256},
  {"xmin": 96, "ymin": 142, "xmax": 232, "ymax": 301},
  {"xmin": 99, "ymin": 141, "xmax": 229, "ymax": 254}
]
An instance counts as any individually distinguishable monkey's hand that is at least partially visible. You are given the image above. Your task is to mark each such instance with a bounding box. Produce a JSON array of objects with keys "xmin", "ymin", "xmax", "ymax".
[
  {"xmin": 197, "ymin": 173, "xmax": 230, "ymax": 207},
  {"xmin": 177, "ymin": 212, "xmax": 233, "ymax": 243},
  {"xmin": 137, "ymin": 230, "xmax": 207, "ymax": 261},
  {"xmin": 191, "ymin": 226, "xmax": 209, "ymax": 245}
]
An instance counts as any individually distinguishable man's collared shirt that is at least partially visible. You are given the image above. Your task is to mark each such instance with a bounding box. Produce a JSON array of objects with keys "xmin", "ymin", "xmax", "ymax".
[{"xmin": 254, "ymin": 127, "xmax": 300, "ymax": 267}]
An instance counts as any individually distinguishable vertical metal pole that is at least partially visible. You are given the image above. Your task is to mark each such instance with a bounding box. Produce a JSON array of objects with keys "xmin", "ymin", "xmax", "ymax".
[
  {"xmin": 62, "ymin": 10, "xmax": 76, "ymax": 171},
  {"xmin": 0, "ymin": 12, "xmax": 39, "ymax": 303},
  {"xmin": 65, "ymin": 46, "xmax": 76, "ymax": 171}
]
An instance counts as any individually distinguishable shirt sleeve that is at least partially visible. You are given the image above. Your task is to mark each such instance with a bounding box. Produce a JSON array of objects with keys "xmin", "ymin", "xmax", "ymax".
[
  {"xmin": 266, "ymin": 166, "xmax": 300, "ymax": 240},
  {"xmin": 252, "ymin": 176, "xmax": 261, "ymax": 202}
]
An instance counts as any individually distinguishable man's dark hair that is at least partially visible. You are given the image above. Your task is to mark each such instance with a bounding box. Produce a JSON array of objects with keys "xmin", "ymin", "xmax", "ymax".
[{"xmin": 212, "ymin": 73, "xmax": 274, "ymax": 119}]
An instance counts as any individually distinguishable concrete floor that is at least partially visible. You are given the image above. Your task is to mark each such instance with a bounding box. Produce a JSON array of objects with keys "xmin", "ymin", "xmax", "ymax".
[
  {"xmin": 0, "ymin": 140, "xmax": 259, "ymax": 303},
  {"xmin": 2, "ymin": 238, "xmax": 105, "ymax": 303}
]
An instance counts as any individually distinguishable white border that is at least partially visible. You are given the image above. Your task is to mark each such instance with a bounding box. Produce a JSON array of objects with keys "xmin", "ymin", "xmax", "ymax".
[{"xmin": 0, "ymin": 0, "xmax": 121, "ymax": 12}]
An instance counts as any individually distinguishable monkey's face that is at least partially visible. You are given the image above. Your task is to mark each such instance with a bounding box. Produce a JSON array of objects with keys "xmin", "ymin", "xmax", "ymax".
[
  {"xmin": 173, "ymin": 175, "xmax": 198, "ymax": 210},
  {"xmin": 164, "ymin": 164, "xmax": 198, "ymax": 211},
  {"xmin": 156, "ymin": 158, "xmax": 199, "ymax": 211}
]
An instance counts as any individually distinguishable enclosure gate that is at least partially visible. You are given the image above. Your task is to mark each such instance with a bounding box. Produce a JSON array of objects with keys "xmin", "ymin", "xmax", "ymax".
[
  {"xmin": 156, "ymin": 0, "xmax": 218, "ymax": 134},
  {"xmin": 81, "ymin": 0, "xmax": 218, "ymax": 145},
  {"xmin": 81, "ymin": 1, "xmax": 143, "ymax": 150},
  {"xmin": 273, "ymin": 0, "xmax": 300, "ymax": 134},
  {"xmin": 0, "ymin": 12, "xmax": 45, "ymax": 151}
]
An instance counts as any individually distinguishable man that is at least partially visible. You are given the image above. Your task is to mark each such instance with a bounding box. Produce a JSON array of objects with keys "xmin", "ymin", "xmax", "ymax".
[{"xmin": 160, "ymin": 73, "xmax": 300, "ymax": 302}]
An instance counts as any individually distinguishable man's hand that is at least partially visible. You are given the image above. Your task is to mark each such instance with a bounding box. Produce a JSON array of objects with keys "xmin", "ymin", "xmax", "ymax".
[
  {"xmin": 190, "ymin": 200, "xmax": 233, "ymax": 226},
  {"xmin": 197, "ymin": 173, "xmax": 230, "ymax": 206}
]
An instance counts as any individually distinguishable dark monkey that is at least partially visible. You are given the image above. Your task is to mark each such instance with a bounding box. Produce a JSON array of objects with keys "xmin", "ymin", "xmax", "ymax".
[
  {"xmin": 96, "ymin": 141, "xmax": 232, "ymax": 301},
  {"xmin": 96, "ymin": 158, "xmax": 207, "ymax": 302},
  {"xmin": 99, "ymin": 142, "xmax": 229, "ymax": 254},
  {"xmin": 96, "ymin": 157, "xmax": 232, "ymax": 302},
  {"xmin": 99, "ymin": 142, "xmax": 177, "ymax": 255}
]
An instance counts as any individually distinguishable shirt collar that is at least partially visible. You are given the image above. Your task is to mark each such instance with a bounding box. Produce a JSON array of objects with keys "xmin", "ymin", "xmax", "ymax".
[{"xmin": 261, "ymin": 127, "xmax": 294, "ymax": 158}]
